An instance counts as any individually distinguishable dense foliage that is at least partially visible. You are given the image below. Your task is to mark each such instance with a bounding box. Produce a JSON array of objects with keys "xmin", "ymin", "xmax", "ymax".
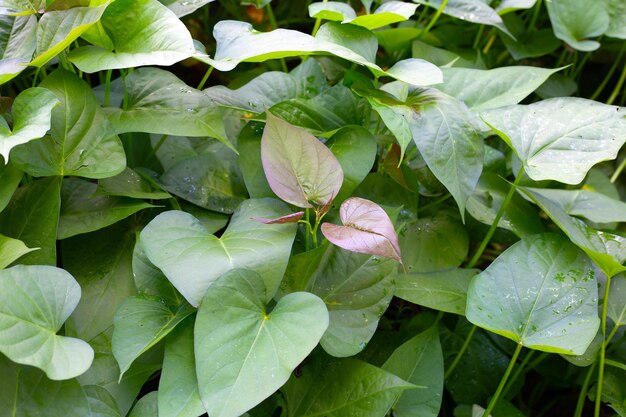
[{"xmin": 0, "ymin": 0, "xmax": 625, "ymax": 416}]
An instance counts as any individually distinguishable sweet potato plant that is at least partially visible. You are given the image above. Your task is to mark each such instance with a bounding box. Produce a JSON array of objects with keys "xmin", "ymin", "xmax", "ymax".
[{"xmin": 0, "ymin": 0, "xmax": 625, "ymax": 416}]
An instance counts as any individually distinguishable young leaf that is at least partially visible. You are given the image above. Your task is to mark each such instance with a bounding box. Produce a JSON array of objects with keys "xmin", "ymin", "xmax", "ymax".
[
  {"xmin": 97, "ymin": 167, "xmax": 171, "ymax": 200},
  {"xmin": 195, "ymin": 269, "xmax": 329, "ymax": 417},
  {"xmin": 321, "ymin": 197, "xmax": 402, "ymax": 262},
  {"xmin": 0, "ymin": 265, "xmax": 94, "ymax": 380},
  {"xmin": 254, "ymin": 211, "xmax": 304, "ymax": 224},
  {"xmin": 383, "ymin": 326, "xmax": 444, "ymax": 417},
  {"xmin": 68, "ymin": 0, "xmax": 195, "ymax": 72},
  {"xmin": 350, "ymin": 1, "xmax": 419, "ymax": 30},
  {"xmin": 112, "ymin": 295, "xmax": 195, "ymax": 378},
  {"xmin": 11, "ymin": 70, "xmax": 126, "ymax": 179},
  {"xmin": 141, "ymin": 198, "xmax": 297, "ymax": 307},
  {"xmin": 481, "ymin": 98, "xmax": 626, "ymax": 184},
  {"xmin": 261, "ymin": 112, "xmax": 343, "ymax": 208},
  {"xmin": 0, "ymin": 87, "xmax": 58, "ymax": 162},
  {"xmin": 545, "ymin": 0, "xmax": 608, "ymax": 51},
  {"xmin": 0, "ymin": 234, "xmax": 35, "ymax": 269},
  {"xmin": 466, "ymin": 233, "xmax": 600, "ymax": 355}
]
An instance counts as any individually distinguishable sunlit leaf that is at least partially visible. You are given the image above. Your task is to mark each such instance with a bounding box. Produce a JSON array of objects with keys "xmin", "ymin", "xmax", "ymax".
[
  {"xmin": 309, "ymin": 1, "xmax": 419, "ymax": 30},
  {"xmin": 141, "ymin": 198, "xmax": 297, "ymax": 307},
  {"xmin": 481, "ymin": 98, "xmax": 626, "ymax": 184},
  {"xmin": 495, "ymin": 0, "xmax": 536, "ymax": 14},
  {"xmin": 195, "ymin": 269, "xmax": 328, "ymax": 417},
  {"xmin": 261, "ymin": 112, "xmax": 343, "ymax": 208},
  {"xmin": 466, "ymin": 233, "xmax": 600, "ymax": 355},
  {"xmin": 0, "ymin": 265, "xmax": 94, "ymax": 379},
  {"xmin": 0, "ymin": 234, "xmax": 35, "ymax": 269},
  {"xmin": 0, "ymin": 14, "xmax": 36, "ymax": 85},
  {"xmin": 159, "ymin": 0, "xmax": 214, "ymax": 17},
  {"xmin": 0, "ymin": 87, "xmax": 58, "ymax": 162},
  {"xmin": 322, "ymin": 197, "xmax": 402, "ymax": 262}
]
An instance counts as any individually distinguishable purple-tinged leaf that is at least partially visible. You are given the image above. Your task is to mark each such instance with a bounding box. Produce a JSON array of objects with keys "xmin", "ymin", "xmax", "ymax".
[
  {"xmin": 321, "ymin": 197, "xmax": 402, "ymax": 262},
  {"xmin": 261, "ymin": 112, "xmax": 343, "ymax": 208},
  {"xmin": 254, "ymin": 211, "xmax": 304, "ymax": 224}
]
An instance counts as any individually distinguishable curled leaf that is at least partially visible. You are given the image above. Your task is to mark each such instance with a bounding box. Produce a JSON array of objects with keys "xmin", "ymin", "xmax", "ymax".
[
  {"xmin": 321, "ymin": 197, "xmax": 402, "ymax": 262},
  {"xmin": 261, "ymin": 112, "xmax": 343, "ymax": 208},
  {"xmin": 254, "ymin": 211, "xmax": 304, "ymax": 224}
]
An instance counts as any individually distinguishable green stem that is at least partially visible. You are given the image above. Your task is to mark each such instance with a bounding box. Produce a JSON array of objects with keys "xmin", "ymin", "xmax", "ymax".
[
  {"xmin": 594, "ymin": 275, "xmax": 612, "ymax": 417},
  {"xmin": 502, "ymin": 350, "xmax": 535, "ymax": 399},
  {"xmin": 574, "ymin": 362, "xmax": 597, "ymax": 417},
  {"xmin": 526, "ymin": 0, "xmax": 542, "ymax": 32},
  {"xmin": 571, "ymin": 50, "xmax": 593, "ymax": 81},
  {"xmin": 31, "ymin": 67, "xmax": 41, "ymax": 87},
  {"xmin": 444, "ymin": 325, "xmax": 477, "ymax": 379},
  {"xmin": 417, "ymin": 0, "xmax": 448, "ymax": 41},
  {"xmin": 196, "ymin": 66, "xmax": 214, "ymax": 90},
  {"xmin": 310, "ymin": 0, "xmax": 328, "ymax": 37},
  {"xmin": 482, "ymin": 32, "xmax": 496, "ymax": 55},
  {"xmin": 143, "ymin": 134, "xmax": 169, "ymax": 165},
  {"xmin": 482, "ymin": 343, "xmax": 524, "ymax": 417},
  {"xmin": 605, "ymin": 358, "xmax": 626, "ymax": 372},
  {"xmin": 590, "ymin": 43, "xmax": 625, "ymax": 101},
  {"xmin": 103, "ymin": 69, "xmax": 113, "ymax": 107},
  {"xmin": 610, "ymin": 156, "xmax": 626, "ymax": 183},
  {"xmin": 473, "ymin": 25, "xmax": 485, "ymax": 50},
  {"xmin": 265, "ymin": 3, "xmax": 288, "ymax": 71},
  {"xmin": 417, "ymin": 194, "xmax": 452, "ymax": 214},
  {"xmin": 467, "ymin": 166, "xmax": 524, "ymax": 269},
  {"xmin": 606, "ymin": 55, "xmax": 626, "ymax": 105}
]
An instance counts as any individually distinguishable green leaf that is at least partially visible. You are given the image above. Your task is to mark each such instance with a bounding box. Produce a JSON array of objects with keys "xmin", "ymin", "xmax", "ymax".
[
  {"xmin": 502, "ymin": 28, "xmax": 561, "ymax": 61},
  {"xmin": 309, "ymin": 1, "xmax": 357, "ymax": 22},
  {"xmin": 0, "ymin": 87, "xmax": 58, "ymax": 162},
  {"xmin": 466, "ymin": 173, "xmax": 545, "ymax": 237},
  {"xmin": 68, "ymin": 0, "xmax": 195, "ymax": 72},
  {"xmin": 0, "ymin": 356, "xmax": 90, "ymax": 416},
  {"xmin": 141, "ymin": 198, "xmax": 297, "ymax": 307},
  {"xmin": 383, "ymin": 326, "xmax": 443, "ymax": 417},
  {"xmin": 159, "ymin": 148, "xmax": 247, "ymax": 214},
  {"xmin": 399, "ymin": 215, "xmax": 468, "ymax": 272},
  {"xmin": 520, "ymin": 186, "xmax": 626, "ymax": 277},
  {"xmin": 481, "ymin": 98, "xmax": 626, "ymax": 184},
  {"xmin": 395, "ymin": 268, "xmax": 478, "ymax": 315},
  {"xmin": 0, "ymin": 234, "xmax": 35, "ymax": 269},
  {"xmin": 414, "ymin": 0, "xmax": 514, "ymax": 38},
  {"xmin": 63, "ymin": 222, "xmax": 137, "ymax": 342},
  {"xmin": 58, "ymin": 177, "xmax": 155, "ymax": 239},
  {"xmin": 112, "ymin": 295, "xmax": 194, "ymax": 378},
  {"xmin": 523, "ymin": 188, "xmax": 626, "ymax": 224},
  {"xmin": 104, "ymin": 68, "xmax": 231, "ymax": 150},
  {"xmin": 11, "ymin": 70, "xmax": 126, "ymax": 178},
  {"xmin": 261, "ymin": 112, "xmax": 343, "ymax": 208},
  {"xmin": 85, "ymin": 385, "xmax": 123, "ymax": 417},
  {"xmin": 466, "ymin": 233, "xmax": 600, "ymax": 355},
  {"xmin": 132, "ymin": 238, "xmax": 183, "ymax": 306},
  {"xmin": 128, "ymin": 392, "xmax": 158, "ymax": 417},
  {"xmin": 158, "ymin": 316, "xmax": 206, "ymax": 417},
  {"xmin": 0, "ymin": 162, "xmax": 22, "ymax": 212},
  {"xmin": 284, "ymin": 243, "xmax": 395, "ymax": 357},
  {"xmin": 545, "ymin": 0, "xmax": 609, "ymax": 51},
  {"xmin": 0, "ymin": 264, "xmax": 94, "ymax": 379},
  {"xmin": 0, "ymin": 176, "xmax": 61, "ymax": 265},
  {"xmin": 97, "ymin": 167, "xmax": 171, "ymax": 200},
  {"xmin": 159, "ymin": 0, "xmax": 214, "ymax": 17},
  {"xmin": 326, "ymin": 126, "xmax": 377, "ymax": 204},
  {"xmin": 0, "ymin": 15, "xmax": 36, "ymax": 85},
  {"xmin": 309, "ymin": 1, "xmax": 418, "ymax": 30},
  {"xmin": 30, "ymin": 3, "xmax": 109, "ymax": 67},
  {"xmin": 495, "ymin": 0, "xmax": 536, "ymax": 14},
  {"xmin": 603, "ymin": 0, "xmax": 626, "ymax": 39},
  {"xmin": 195, "ymin": 269, "xmax": 329, "ymax": 417},
  {"xmin": 359, "ymin": 86, "xmax": 483, "ymax": 216},
  {"xmin": 0, "ymin": 0, "xmax": 45, "ymax": 14},
  {"xmin": 238, "ymin": 121, "xmax": 275, "ymax": 199},
  {"xmin": 608, "ymin": 274, "xmax": 626, "ymax": 326},
  {"xmin": 437, "ymin": 66, "xmax": 562, "ymax": 111},
  {"xmin": 282, "ymin": 354, "xmax": 415, "ymax": 417}
]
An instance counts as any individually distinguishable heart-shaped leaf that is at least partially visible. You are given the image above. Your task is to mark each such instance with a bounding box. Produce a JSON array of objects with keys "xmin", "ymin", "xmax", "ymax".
[
  {"xmin": 68, "ymin": 0, "xmax": 195, "ymax": 72},
  {"xmin": 141, "ymin": 198, "xmax": 297, "ymax": 306},
  {"xmin": 545, "ymin": 0, "xmax": 608, "ymax": 51},
  {"xmin": 11, "ymin": 69, "xmax": 126, "ymax": 179},
  {"xmin": 0, "ymin": 87, "xmax": 58, "ymax": 162},
  {"xmin": 481, "ymin": 98, "xmax": 626, "ymax": 184},
  {"xmin": 466, "ymin": 233, "xmax": 600, "ymax": 355},
  {"xmin": 261, "ymin": 112, "xmax": 343, "ymax": 208},
  {"xmin": 195, "ymin": 269, "xmax": 329, "ymax": 417},
  {"xmin": 321, "ymin": 197, "xmax": 402, "ymax": 262},
  {"xmin": 604, "ymin": 0, "xmax": 626, "ymax": 39},
  {"xmin": 160, "ymin": 0, "xmax": 214, "ymax": 17},
  {"xmin": 309, "ymin": 1, "xmax": 418, "ymax": 30},
  {"xmin": 0, "ymin": 264, "xmax": 94, "ymax": 380}
]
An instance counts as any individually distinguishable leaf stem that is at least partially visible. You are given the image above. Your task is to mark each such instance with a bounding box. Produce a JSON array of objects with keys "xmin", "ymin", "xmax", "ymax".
[
  {"xmin": 610, "ymin": 156, "xmax": 626, "ymax": 183},
  {"xmin": 590, "ymin": 43, "xmax": 625, "ymax": 101},
  {"xmin": 311, "ymin": 0, "xmax": 328, "ymax": 37},
  {"xmin": 467, "ymin": 166, "xmax": 524, "ymax": 269},
  {"xmin": 417, "ymin": 0, "xmax": 448, "ymax": 41},
  {"xmin": 501, "ymin": 349, "xmax": 535, "ymax": 398},
  {"xmin": 197, "ymin": 66, "xmax": 214, "ymax": 90},
  {"xmin": 574, "ymin": 361, "xmax": 597, "ymax": 417},
  {"xmin": 104, "ymin": 69, "xmax": 113, "ymax": 107},
  {"xmin": 473, "ymin": 25, "xmax": 485, "ymax": 50},
  {"xmin": 526, "ymin": 0, "xmax": 542, "ymax": 32},
  {"xmin": 444, "ymin": 324, "xmax": 476, "ymax": 379},
  {"xmin": 606, "ymin": 55, "xmax": 626, "ymax": 105},
  {"xmin": 305, "ymin": 208, "xmax": 311, "ymax": 251},
  {"xmin": 482, "ymin": 343, "xmax": 524, "ymax": 417},
  {"xmin": 594, "ymin": 275, "xmax": 612, "ymax": 417}
]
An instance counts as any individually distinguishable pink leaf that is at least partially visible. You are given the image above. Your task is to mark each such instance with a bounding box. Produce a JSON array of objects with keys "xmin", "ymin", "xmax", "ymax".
[
  {"xmin": 261, "ymin": 112, "xmax": 343, "ymax": 208},
  {"xmin": 321, "ymin": 197, "xmax": 402, "ymax": 262},
  {"xmin": 254, "ymin": 211, "xmax": 305, "ymax": 224}
]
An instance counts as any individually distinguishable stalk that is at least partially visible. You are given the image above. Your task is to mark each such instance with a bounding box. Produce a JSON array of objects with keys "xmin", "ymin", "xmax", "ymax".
[
  {"xmin": 417, "ymin": 0, "xmax": 448, "ymax": 41},
  {"xmin": 482, "ymin": 343, "xmax": 524, "ymax": 417},
  {"xmin": 594, "ymin": 276, "xmax": 612, "ymax": 417},
  {"xmin": 606, "ymin": 57, "xmax": 626, "ymax": 105},
  {"xmin": 444, "ymin": 325, "xmax": 476, "ymax": 379},
  {"xmin": 197, "ymin": 66, "xmax": 214, "ymax": 90}
]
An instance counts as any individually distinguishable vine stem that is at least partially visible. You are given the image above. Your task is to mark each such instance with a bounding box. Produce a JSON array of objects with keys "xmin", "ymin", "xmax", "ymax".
[
  {"xmin": 610, "ymin": 156, "xmax": 626, "ymax": 183},
  {"xmin": 606, "ymin": 55, "xmax": 626, "ymax": 105},
  {"xmin": 467, "ymin": 166, "xmax": 524, "ymax": 269},
  {"xmin": 196, "ymin": 66, "xmax": 213, "ymax": 90},
  {"xmin": 590, "ymin": 43, "xmax": 625, "ymax": 101},
  {"xmin": 310, "ymin": 0, "xmax": 328, "ymax": 37},
  {"xmin": 574, "ymin": 361, "xmax": 597, "ymax": 417},
  {"xmin": 444, "ymin": 324, "xmax": 476, "ymax": 379},
  {"xmin": 526, "ymin": 0, "xmax": 542, "ymax": 32},
  {"xmin": 482, "ymin": 343, "xmax": 524, "ymax": 417},
  {"xmin": 501, "ymin": 349, "xmax": 536, "ymax": 398},
  {"xmin": 417, "ymin": 0, "xmax": 448, "ymax": 41},
  {"xmin": 594, "ymin": 275, "xmax": 613, "ymax": 417}
]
